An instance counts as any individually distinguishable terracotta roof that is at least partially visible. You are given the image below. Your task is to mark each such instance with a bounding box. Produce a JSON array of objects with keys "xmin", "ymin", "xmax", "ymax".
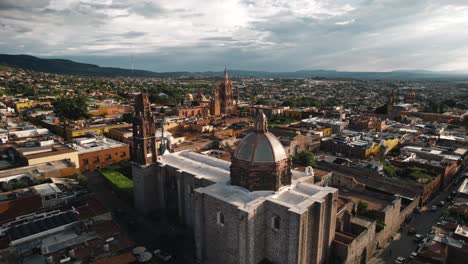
[
  {"xmin": 0, "ymin": 194, "xmax": 42, "ymax": 224},
  {"xmin": 75, "ymin": 198, "xmax": 109, "ymax": 220},
  {"xmin": 92, "ymin": 252, "xmax": 136, "ymax": 264}
]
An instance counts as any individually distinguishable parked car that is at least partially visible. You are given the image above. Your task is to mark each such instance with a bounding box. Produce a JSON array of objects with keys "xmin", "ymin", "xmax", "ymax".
[
  {"xmin": 410, "ymin": 252, "xmax": 418, "ymax": 259},
  {"xmin": 154, "ymin": 249, "xmax": 172, "ymax": 262},
  {"xmin": 438, "ymin": 201, "xmax": 445, "ymax": 207},
  {"xmin": 395, "ymin": 256, "xmax": 406, "ymax": 264},
  {"xmin": 414, "ymin": 234, "xmax": 424, "ymax": 242},
  {"xmin": 408, "ymin": 227, "xmax": 417, "ymax": 235},
  {"xmin": 430, "ymin": 205, "xmax": 437, "ymax": 212}
]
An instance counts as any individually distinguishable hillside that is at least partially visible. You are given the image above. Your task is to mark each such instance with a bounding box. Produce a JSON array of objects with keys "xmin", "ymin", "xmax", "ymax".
[{"xmin": 1, "ymin": 54, "xmax": 468, "ymax": 81}]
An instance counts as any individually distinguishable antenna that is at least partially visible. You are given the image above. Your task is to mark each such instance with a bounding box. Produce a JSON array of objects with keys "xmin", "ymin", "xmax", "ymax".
[{"xmin": 130, "ymin": 45, "xmax": 135, "ymax": 93}]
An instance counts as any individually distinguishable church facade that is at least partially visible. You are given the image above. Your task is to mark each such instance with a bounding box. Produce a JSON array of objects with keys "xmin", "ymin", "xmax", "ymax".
[{"xmin": 132, "ymin": 95, "xmax": 338, "ymax": 263}]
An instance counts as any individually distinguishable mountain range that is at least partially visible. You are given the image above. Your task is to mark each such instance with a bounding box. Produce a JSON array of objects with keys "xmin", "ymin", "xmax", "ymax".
[{"xmin": 1, "ymin": 54, "xmax": 468, "ymax": 81}]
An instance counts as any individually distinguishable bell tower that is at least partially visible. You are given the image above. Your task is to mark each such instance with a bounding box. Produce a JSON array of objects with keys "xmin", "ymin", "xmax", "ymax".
[
  {"xmin": 132, "ymin": 93, "xmax": 160, "ymax": 214},
  {"xmin": 132, "ymin": 93, "xmax": 157, "ymax": 165}
]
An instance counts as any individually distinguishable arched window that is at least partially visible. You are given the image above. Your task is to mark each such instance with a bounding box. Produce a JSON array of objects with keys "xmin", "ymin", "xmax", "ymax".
[
  {"xmin": 217, "ymin": 211, "xmax": 224, "ymax": 226},
  {"xmin": 272, "ymin": 216, "xmax": 280, "ymax": 230}
]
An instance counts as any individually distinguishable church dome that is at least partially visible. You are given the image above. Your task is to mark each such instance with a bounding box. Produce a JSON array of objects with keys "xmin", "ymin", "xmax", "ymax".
[
  {"xmin": 233, "ymin": 112, "xmax": 287, "ymax": 163},
  {"xmin": 230, "ymin": 112, "xmax": 291, "ymax": 192}
]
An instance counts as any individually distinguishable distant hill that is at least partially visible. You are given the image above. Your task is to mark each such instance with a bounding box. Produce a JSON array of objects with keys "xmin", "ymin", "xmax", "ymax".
[{"xmin": 1, "ymin": 54, "xmax": 468, "ymax": 81}]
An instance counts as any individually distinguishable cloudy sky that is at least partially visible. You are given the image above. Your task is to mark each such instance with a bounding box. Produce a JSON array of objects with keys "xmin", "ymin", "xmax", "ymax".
[{"xmin": 1, "ymin": 0, "xmax": 468, "ymax": 72}]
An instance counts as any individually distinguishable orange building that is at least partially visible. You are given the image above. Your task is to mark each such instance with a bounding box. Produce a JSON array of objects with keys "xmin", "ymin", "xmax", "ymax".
[
  {"xmin": 89, "ymin": 105, "xmax": 133, "ymax": 118},
  {"xmin": 71, "ymin": 137, "xmax": 130, "ymax": 172},
  {"xmin": 176, "ymin": 106, "xmax": 209, "ymax": 118}
]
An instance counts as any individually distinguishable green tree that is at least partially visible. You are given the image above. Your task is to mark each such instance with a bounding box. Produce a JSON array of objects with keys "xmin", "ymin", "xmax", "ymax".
[
  {"xmin": 294, "ymin": 151, "xmax": 316, "ymax": 166},
  {"xmin": 383, "ymin": 163, "xmax": 397, "ymax": 177},
  {"xmin": 53, "ymin": 96, "xmax": 90, "ymax": 140},
  {"xmin": 121, "ymin": 112, "xmax": 133, "ymax": 123},
  {"xmin": 357, "ymin": 201, "xmax": 369, "ymax": 215},
  {"xmin": 53, "ymin": 95, "xmax": 90, "ymax": 121},
  {"xmin": 375, "ymin": 104, "xmax": 388, "ymax": 115}
]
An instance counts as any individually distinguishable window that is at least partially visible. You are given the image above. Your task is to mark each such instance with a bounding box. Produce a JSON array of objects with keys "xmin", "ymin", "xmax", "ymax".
[
  {"xmin": 217, "ymin": 211, "xmax": 224, "ymax": 226},
  {"xmin": 83, "ymin": 159, "xmax": 89, "ymax": 165},
  {"xmin": 272, "ymin": 216, "xmax": 280, "ymax": 230}
]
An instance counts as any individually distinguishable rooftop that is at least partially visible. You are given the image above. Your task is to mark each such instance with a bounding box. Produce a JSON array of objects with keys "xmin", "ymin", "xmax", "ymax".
[
  {"xmin": 0, "ymin": 159, "xmax": 75, "ymax": 181},
  {"xmin": 70, "ymin": 137, "xmax": 128, "ymax": 154},
  {"xmin": 160, "ymin": 151, "xmax": 230, "ymax": 184}
]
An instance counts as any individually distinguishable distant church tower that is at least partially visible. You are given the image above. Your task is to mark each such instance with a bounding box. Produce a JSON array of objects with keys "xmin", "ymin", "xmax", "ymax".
[
  {"xmin": 132, "ymin": 93, "xmax": 159, "ymax": 214},
  {"xmin": 404, "ymin": 89, "xmax": 416, "ymax": 104},
  {"xmin": 387, "ymin": 89, "xmax": 397, "ymax": 118},
  {"xmin": 218, "ymin": 67, "xmax": 234, "ymax": 115},
  {"xmin": 210, "ymin": 86, "xmax": 221, "ymax": 117}
]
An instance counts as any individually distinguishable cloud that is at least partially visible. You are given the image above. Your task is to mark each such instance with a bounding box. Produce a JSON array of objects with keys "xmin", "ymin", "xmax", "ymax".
[{"xmin": 0, "ymin": 0, "xmax": 467, "ymax": 72}]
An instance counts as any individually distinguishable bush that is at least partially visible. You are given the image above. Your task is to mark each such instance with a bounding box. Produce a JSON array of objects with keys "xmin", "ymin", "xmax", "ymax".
[
  {"xmin": 357, "ymin": 201, "xmax": 369, "ymax": 215},
  {"xmin": 99, "ymin": 169, "xmax": 133, "ymax": 201},
  {"xmin": 100, "ymin": 169, "xmax": 133, "ymax": 190},
  {"xmin": 294, "ymin": 151, "xmax": 316, "ymax": 167}
]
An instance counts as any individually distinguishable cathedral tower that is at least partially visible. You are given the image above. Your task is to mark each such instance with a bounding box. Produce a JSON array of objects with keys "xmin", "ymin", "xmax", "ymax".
[
  {"xmin": 132, "ymin": 93, "xmax": 159, "ymax": 214},
  {"xmin": 132, "ymin": 93, "xmax": 157, "ymax": 165}
]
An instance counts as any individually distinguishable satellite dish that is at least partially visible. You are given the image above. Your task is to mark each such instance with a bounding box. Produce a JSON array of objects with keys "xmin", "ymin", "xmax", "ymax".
[
  {"xmin": 133, "ymin": 246, "xmax": 147, "ymax": 255},
  {"xmin": 138, "ymin": 252, "xmax": 152, "ymax": 262}
]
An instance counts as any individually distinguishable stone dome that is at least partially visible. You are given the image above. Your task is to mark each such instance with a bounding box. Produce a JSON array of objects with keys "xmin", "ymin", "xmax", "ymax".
[
  {"xmin": 230, "ymin": 112, "xmax": 291, "ymax": 191},
  {"xmin": 233, "ymin": 112, "xmax": 287, "ymax": 163}
]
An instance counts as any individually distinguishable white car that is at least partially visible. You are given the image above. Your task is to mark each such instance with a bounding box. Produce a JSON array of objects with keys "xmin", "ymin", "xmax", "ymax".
[
  {"xmin": 410, "ymin": 252, "xmax": 418, "ymax": 259},
  {"xmin": 395, "ymin": 256, "xmax": 406, "ymax": 264},
  {"xmin": 414, "ymin": 234, "xmax": 424, "ymax": 242}
]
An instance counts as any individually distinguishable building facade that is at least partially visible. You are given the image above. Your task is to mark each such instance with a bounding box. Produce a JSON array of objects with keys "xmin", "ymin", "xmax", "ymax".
[
  {"xmin": 210, "ymin": 67, "xmax": 234, "ymax": 116},
  {"xmin": 133, "ymin": 109, "xmax": 338, "ymax": 263}
]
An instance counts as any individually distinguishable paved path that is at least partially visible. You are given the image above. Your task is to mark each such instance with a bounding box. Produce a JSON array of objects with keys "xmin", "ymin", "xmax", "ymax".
[{"xmin": 370, "ymin": 168, "xmax": 467, "ymax": 264}]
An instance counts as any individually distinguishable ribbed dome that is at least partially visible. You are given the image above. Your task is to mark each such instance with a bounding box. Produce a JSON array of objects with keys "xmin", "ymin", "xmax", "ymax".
[
  {"xmin": 234, "ymin": 132, "xmax": 287, "ymax": 162},
  {"xmin": 233, "ymin": 112, "xmax": 288, "ymax": 163}
]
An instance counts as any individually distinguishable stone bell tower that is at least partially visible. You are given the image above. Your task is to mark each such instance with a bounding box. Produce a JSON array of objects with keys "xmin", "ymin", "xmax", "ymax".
[{"xmin": 132, "ymin": 93, "xmax": 159, "ymax": 214}]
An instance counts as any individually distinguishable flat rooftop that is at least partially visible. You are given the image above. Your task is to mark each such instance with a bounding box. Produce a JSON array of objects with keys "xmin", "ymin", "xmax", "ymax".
[
  {"xmin": 160, "ymin": 151, "xmax": 231, "ymax": 184},
  {"xmin": 338, "ymin": 188, "xmax": 393, "ymax": 211},
  {"xmin": 459, "ymin": 178, "xmax": 468, "ymax": 195},
  {"xmin": 70, "ymin": 137, "xmax": 128, "ymax": 154},
  {"xmin": 0, "ymin": 159, "xmax": 75, "ymax": 181}
]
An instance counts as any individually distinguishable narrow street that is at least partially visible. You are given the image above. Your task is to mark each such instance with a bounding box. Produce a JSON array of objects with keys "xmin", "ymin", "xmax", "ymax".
[{"xmin": 370, "ymin": 169, "xmax": 466, "ymax": 264}]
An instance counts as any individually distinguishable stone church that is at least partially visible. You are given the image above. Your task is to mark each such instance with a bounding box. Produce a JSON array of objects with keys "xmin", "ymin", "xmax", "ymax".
[
  {"xmin": 210, "ymin": 67, "xmax": 234, "ymax": 116},
  {"xmin": 132, "ymin": 93, "xmax": 338, "ymax": 264}
]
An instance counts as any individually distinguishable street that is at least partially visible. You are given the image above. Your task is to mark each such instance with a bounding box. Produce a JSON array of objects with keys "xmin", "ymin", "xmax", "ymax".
[{"xmin": 370, "ymin": 169, "xmax": 466, "ymax": 264}]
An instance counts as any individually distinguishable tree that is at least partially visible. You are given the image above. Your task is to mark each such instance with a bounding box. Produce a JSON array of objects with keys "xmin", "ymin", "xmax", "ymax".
[
  {"xmin": 294, "ymin": 151, "xmax": 316, "ymax": 167},
  {"xmin": 375, "ymin": 104, "xmax": 388, "ymax": 115},
  {"xmin": 357, "ymin": 201, "xmax": 369, "ymax": 215},
  {"xmin": 121, "ymin": 112, "xmax": 133, "ymax": 123},
  {"xmin": 383, "ymin": 163, "xmax": 397, "ymax": 177},
  {"xmin": 53, "ymin": 95, "xmax": 90, "ymax": 121},
  {"xmin": 53, "ymin": 96, "xmax": 90, "ymax": 140}
]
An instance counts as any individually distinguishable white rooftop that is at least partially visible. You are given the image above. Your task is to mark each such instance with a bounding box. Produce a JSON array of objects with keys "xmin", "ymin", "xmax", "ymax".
[
  {"xmin": 458, "ymin": 178, "xmax": 468, "ymax": 195},
  {"xmin": 188, "ymin": 152, "xmax": 337, "ymax": 213},
  {"xmin": 70, "ymin": 137, "xmax": 128, "ymax": 154},
  {"xmin": 32, "ymin": 183, "xmax": 62, "ymax": 196},
  {"xmin": 160, "ymin": 151, "xmax": 230, "ymax": 183}
]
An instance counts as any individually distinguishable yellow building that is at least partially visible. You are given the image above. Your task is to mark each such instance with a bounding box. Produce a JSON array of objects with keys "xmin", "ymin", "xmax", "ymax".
[
  {"xmin": 15, "ymin": 101, "xmax": 52, "ymax": 112},
  {"xmin": 13, "ymin": 144, "xmax": 80, "ymax": 170},
  {"xmin": 67, "ymin": 123, "xmax": 130, "ymax": 138},
  {"xmin": 283, "ymin": 109, "xmax": 303, "ymax": 119}
]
